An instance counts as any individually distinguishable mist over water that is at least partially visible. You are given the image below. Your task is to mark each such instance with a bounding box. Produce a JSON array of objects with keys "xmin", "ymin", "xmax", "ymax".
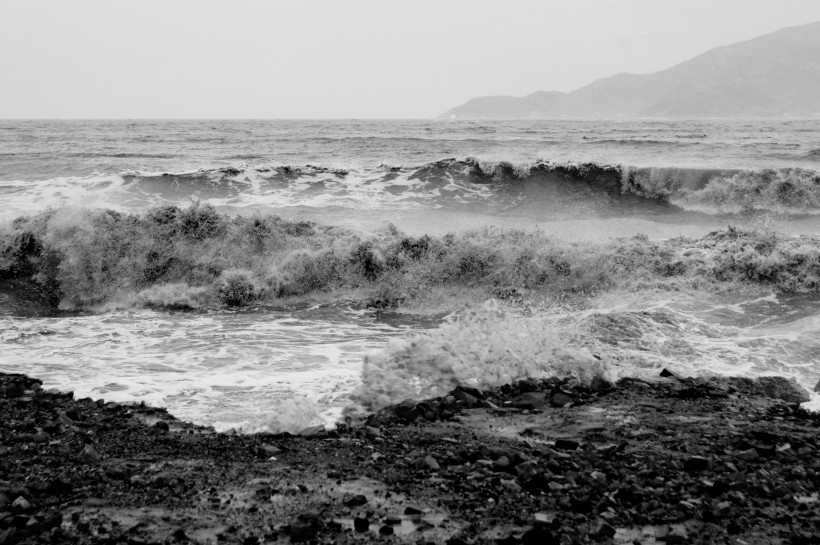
[{"xmin": 1, "ymin": 119, "xmax": 820, "ymax": 430}]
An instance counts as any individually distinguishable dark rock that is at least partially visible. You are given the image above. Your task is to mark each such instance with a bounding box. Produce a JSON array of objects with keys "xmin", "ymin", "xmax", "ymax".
[
  {"xmin": 404, "ymin": 506, "xmax": 423, "ymax": 515},
  {"xmin": 660, "ymin": 369, "xmax": 677, "ymax": 378},
  {"xmin": 453, "ymin": 390, "xmax": 479, "ymax": 406},
  {"xmin": 550, "ymin": 392, "xmax": 574, "ymax": 407},
  {"xmin": 683, "ymin": 456, "xmax": 709, "ymax": 472},
  {"xmin": 77, "ymin": 445, "xmax": 101, "ymax": 464},
  {"xmin": 725, "ymin": 376, "xmax": 810, "ymax": 403},
  {"xmin": 384, "ymin": 516, "xmax": 401, "ymax": 525},
  {"xmin": 736, "ymin": 448, "xmax": 759, "ymax": 461},
  {"xmin": 521, "ymin": 525, "xmax": 556, "ymax": 544},
  {"xmin": 353, "ymin": 517, "xmax": 369, "ymax": 532},
  {"xmin": 594, "ymin": 521, "xmax": 616, "ymax": 539},
  {"xmin": 554, "ymin": 439, "xmax": 579, "ymax": 451},
  {"xmin": 656, "ymin": 525, "xmax": 688, "ymax": 543},
  {"xmin": 416, "ymin": 401, "xmax": 439, "ymax": 421},
  {"xmin": 417, "ymin": 456, "xmax": 440, "ymax": 471},
  {"xmin": 154, "ymin": 421, "xmax": 169, "ymax": 432},
  {"xmin": 814, "ymin": 378, "xmax": 820, "ymax": 393},
  {"xmin": 378, "ymin": 525, "xmax": 394, "ymax": 536},
  {"xmin": 299, "ymin": 425, "xmax": 327, "ymax": 439},
  {"xmin": 289, "ymin": 522, "xmax": 314, "ymax": 542},
  {"xmin": 394, "ymin": 400, "xmax": 419, "ymax": 422},
  {"xmin": 511, "ymin": 392, "xmax": 546, "ymax": 410},
  {"xmin": 343, "ymin": 494, "xmax": 368, "ymax": 507},
  {"xmin": 10, "ymin": 497, "xmax": 30, "ymax": 514},
  {"xmin": 590, "ymin": 376, "xmax": 614, "ymax": 393},
  {"xmin": 253, "ymin": 444, "xmax": 281, "ymax": 459}
]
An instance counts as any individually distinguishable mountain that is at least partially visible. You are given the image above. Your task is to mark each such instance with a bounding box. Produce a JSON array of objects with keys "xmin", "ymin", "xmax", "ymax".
[{"xmin": 438, "ymin": 21, "xmax": 820, "ymax": 119}]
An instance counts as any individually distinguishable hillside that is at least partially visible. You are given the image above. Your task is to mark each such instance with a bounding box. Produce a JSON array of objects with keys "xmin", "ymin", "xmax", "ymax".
[{"xmin": 438, "ymin": 21, "xmax": 820, "ymax": 119}]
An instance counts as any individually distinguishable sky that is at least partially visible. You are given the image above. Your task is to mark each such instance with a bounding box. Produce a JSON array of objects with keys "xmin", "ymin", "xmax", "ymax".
[{"xmin": 1, "ymin": 0, "xmax": 820, "ymax": 119}]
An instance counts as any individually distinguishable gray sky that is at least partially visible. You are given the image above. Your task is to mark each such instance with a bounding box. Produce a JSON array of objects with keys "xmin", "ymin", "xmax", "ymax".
[{"xmin": 2, "ymin": 0, "xmax": 820, "ymax": 119}]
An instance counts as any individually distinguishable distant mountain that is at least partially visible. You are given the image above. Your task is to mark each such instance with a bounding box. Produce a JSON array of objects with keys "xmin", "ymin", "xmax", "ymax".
[{"xmin": 438, "ymin": 21, "xmax": 820, "ymax": 119}]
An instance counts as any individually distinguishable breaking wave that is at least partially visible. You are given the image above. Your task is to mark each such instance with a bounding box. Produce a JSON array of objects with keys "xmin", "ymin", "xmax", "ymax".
[{"xmin": 1, "ymin": 159, "xmax": 819, "ymax": 221}]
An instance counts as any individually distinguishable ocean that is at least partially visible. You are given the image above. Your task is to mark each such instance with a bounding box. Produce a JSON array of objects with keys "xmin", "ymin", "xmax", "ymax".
[{"xmin": 1, "ymin": 119, "xmax": 819, "ymax": 431}]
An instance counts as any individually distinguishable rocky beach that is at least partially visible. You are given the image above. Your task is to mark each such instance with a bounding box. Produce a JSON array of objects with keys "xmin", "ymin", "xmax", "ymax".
[{"xmin": 1, "ymin": 371, "xmax": 819, "ymax": 545}]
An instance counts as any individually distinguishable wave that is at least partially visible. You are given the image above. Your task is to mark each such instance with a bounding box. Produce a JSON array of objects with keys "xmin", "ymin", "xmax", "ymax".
[
  {"xmin": 3, "ymin": 204, "xmax": 820, "ymax": 313},
  {"xmin": 1, "ymin": 158, "xmax": 819, "ymax": 220}
]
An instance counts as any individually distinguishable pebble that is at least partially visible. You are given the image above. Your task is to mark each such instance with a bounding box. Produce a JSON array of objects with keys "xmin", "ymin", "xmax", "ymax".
[
  {"xmin": 77, "ymin": 444, "xmax": 101, "ymax": 464},
  {"xmin": 353, "ymin": 516, "xmax": 370, "ymax": 532},
  {"xmin": 684, "ymin": 456, "xmax": 709, "ymax": 472},
  {"xmin": 550, "ymin": 392, "xmax": 574, "ymax": 407}
]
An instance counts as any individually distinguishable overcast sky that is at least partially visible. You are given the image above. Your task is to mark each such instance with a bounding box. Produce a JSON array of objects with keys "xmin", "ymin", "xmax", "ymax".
[{"xmin": 2, "ymin": 0, "xmax": 820, "ymax": 119}]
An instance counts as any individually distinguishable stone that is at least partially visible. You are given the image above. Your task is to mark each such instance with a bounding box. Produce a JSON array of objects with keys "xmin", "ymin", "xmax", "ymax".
[
  {"xmin": 594, "ymin": 521, "xmax": 616, "ymax": 539},
  {"xmin": 77, "ymin": 445, "xmax": 101, "ymax": 464},
  {"xmin": 289, "ymin": 522, "xmax": 314, "ymax": 542},
  {"xmin": 378, "ymin": 525, "xmax": 394, "ymax": 536},
  {"xmin": 10, "ymin": 497, "xmax": 30, "ymax": 514},
  {"xmin": 254, "ymin": 444, "xmax": 281, "ymax": 459},
  {"xmin": 656, "ymin": 524, "xmax": 688, "ymax": 543},
  {"xmin": 554, "ymin": 439, "xmax": 579, "ymax": 451},
  {"xmin": 343, "ymin": 494, "xmax": 367, "ymax": 507},
  {"xmin": 814, "ymin": 378, "xmax": 820, "ymax": 393},
  {"xmin": 299, "ymin": 425, "xmax": 327, "ymax": 439},
  {"xmin": 550, "ymin": 392, "xmax": 574, "ymax": 407},
  {"xmin": 683, "ymin": 456, "xmax": 709, "ymax": 472},
  {"xmin": 660, "ymin": 368, "xmax": 677, "ymax": 378},
  {"xmin": 154, "ymin": 421, "xmax": 169, "ymax": 432},
  {"xmin": 522, "ymin": 525, "xmax": 556, "ymax": 545},
  {"xmin": 590, "ymin": 376, "xmax": 614, "ymax": 393},
  {"xmin": 417, "ymin": 456, "xmax": 440, "ymax": 471},
  {"xmin": 736, "ymin": 448, "xmax": 759, "ymax": 461},
  {"xmin": 404, "ymin": 506, "xmax": 423, "ymax": 515},
  {"xmin": 510, "ymin": 392, "xmax": 546, "ymax": 410},
  {"xmin": 353, "ymin": 517, "xmax": 369, "ymax": 532},
  {"xmin": 394, "ymin": 400, "xmax": 419, "ymax": 422},
  {"xmin": 755, "ymin": 376, "xmax": 810, "ymax": 403}
]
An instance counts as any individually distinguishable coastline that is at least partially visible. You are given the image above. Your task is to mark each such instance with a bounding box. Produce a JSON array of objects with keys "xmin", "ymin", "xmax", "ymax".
[{"xmin": 1, "ymin": 371, "xmax": 818, "ymax": 544}]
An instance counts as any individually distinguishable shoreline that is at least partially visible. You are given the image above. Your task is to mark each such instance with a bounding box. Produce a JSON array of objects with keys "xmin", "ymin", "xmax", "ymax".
[{"xmin": 1, "ymin": 371, "xmax": 819, "ymax": 544}]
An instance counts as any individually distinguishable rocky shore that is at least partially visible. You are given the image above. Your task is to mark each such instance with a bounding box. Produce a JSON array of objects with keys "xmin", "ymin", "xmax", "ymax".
[{"xmin": 1, "ymin": 371, "xmax": 819, "ymax": 545}]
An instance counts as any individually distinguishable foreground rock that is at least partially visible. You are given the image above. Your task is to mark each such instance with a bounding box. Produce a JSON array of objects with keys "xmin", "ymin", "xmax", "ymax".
[{"xmin": 0, "ymin": 371, "xmax": 818, "ymax": 544}]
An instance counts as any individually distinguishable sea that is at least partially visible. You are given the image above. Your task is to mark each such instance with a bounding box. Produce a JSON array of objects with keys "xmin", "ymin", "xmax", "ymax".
[{"xmin": 1, "ymin": 119, "xmax": 819, "ymax": 431}]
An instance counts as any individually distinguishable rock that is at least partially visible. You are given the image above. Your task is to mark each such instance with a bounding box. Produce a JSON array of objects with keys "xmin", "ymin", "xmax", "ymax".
[
  {"xmin": 416, "ymin": 401, "xmax": 439, "ymax": 421},
  {"xmin": 656, "ymin": 524, "xmax": 688, "ymax": 543},
  {"xmin": 521, "ymin": 525, "xmax": 556, "ymax": 545},
  {"xmin": 404, "ymin": 506, "xmax": 423, "ymax": 516},
  {"xmin": 343, "ymin": 494, "xmax": 367, "ymax": 507},
  {"xmin": 378, "ymin": 525, "xmax": 394, "ymax": 536},
  {"xmin": 554, "ymin": 439, "xmax": 579, "ymax": 451},
  {"xmin": 660, "ymin": 368, "xmax": 677, "ymax": 378},
  {"xmin": 550, "ymin": 392, "xmax": 574, "ymax": 407},
  {"xmin": 394, "ymin": 400, "xmax": 419, "ymax": 422},
  {"xmin": 10, "ymin": 497, "xmax": 30, "ymax": 514},
  {"xmin": 756, "ymin": 376, "xmax": 811, "ymax": 403},
  {"xmin": 0, "ymin": 494, "xmax": 9, "ymax": 510},
  {"xmin": 590, "ymin": 376, "xmax": 614, "ymax": 393},
  {"xmin": 289, "ymin": 522, "xmax": 314, "ymax": 542},
  {"xmin": 253, "ymin": 444, "xmax": 281, "ymax": 459},
  {"xmin": 154, "ymin": 421, "xmax": 169, "ymax": 432},
  {"xmin": 511, "ymin": 392, "xmax": 546, "ymax": 410},
  {"xmin": 736, "ymin": 448, "xmax": 759, "ymax": 461},
  {"xmin": 353, "ymin": 517, "xmax": 369, "ymax": 532},
  {"xmin": 683, "ymin": 456, "xmax": 709, "ymax": 472},
  {"xmin": 726, "ymin": 376, "xmax": 811, "ymax": 403},
  {"xmin": 453, "ymin": 390, "xmax": 479, "ymax": 406},
  {"xmin": 594, "ymin": 521, "xmax": 616, "ymax": 539},
  {"xmin": 77, "ymin": 445, "xmax": 101, "ymax": 464},
  {"xmin": 814, "ymin": 378, "xmax": 820, "ymax": 393},
  {"xmin": 299, "ymin": 425, "xmax": 327, "ymax": 439},
  {"xmin": 290, "ymin": 513, "xmax": 321, "ymax": 542},
  {"xmin": 413, "ymin": 455, "xmax": 439, "ymax": 471}
]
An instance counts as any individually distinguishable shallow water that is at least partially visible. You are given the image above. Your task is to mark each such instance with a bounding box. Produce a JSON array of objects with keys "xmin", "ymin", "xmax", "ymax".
[{"xmin": 1, "ymin": 119, "xmax": 819, "ymax": 429}]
